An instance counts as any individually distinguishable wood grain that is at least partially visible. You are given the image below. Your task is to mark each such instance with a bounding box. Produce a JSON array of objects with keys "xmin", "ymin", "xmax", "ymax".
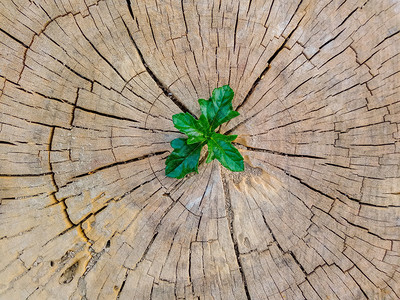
[{"xmin": 1, "ymin": 0, "xmax": 399, "ymax": 299}]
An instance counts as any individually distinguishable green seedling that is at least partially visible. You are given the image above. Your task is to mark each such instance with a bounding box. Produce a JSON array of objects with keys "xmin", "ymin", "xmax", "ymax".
[{"xmin": 165, "ymin": 85, "xmax": 244, "ymax": 179}]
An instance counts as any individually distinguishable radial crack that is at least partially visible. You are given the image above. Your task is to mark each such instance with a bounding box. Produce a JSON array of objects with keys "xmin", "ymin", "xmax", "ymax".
[
  {"xmin": 120, "ymin": 17, "xmax": 195, "ymax": 116},
  {"xmin": 221, "ymin": 174, "xmax": 251, "ymax": 300},
  {"xmin": 233, "ymin": 15, "xmax": 304, "ymax": 118},
  {"xmin": 71, "ymin": 151, "xmax": 168, "ymax": 179}
]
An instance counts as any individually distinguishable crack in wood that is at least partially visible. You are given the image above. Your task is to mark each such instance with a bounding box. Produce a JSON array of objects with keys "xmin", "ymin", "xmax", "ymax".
[
  {"xmin": 74, "ymin": 106, "xmax": 139, "ymax": 123},
  {"xmin": 260, "ymin": 209, "xmax": 309, "ymax": 277},
  {"xmin": 237, "ymin": 143, "xmax": 326, "ymax": 159},
  {"xmin": 1, "ymin": 0, "xmax": 400, "ymax": 298},
  {"xmin": 0, "ymin": 28, "xmax": 29, "ymax": 48},
  {"xmin": 70, "ymin": 151, "xmax": 167, "ymax": 180},
  {"xmin": 275, "ymin": 165, "xmax": 336, "ymax": 202},
  {"xmin": 221, "ymin": 174, "xmax": 251, "ymax": 300},
  {"xmin": 121, "ymin": 13, "xmax": 195, "ymax": 116},
  {"xmin": 228, "ymin": 15, "xmax": 305, "ymax": 134},
  {"xmin": 116, "ymin": 269, "xmax": 129, "ymax": 299}
]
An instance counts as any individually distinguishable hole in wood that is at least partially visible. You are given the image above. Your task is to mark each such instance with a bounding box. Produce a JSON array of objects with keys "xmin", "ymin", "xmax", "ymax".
[{"xmin": 59, "ymin": 261, "xmax": 79, "ymax": 285}]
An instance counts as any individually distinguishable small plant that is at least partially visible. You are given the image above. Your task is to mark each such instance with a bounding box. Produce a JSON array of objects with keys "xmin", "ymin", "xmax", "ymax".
[{"xmin": 165, "ymin": 85, "xmax": 244, "ymax": 179}]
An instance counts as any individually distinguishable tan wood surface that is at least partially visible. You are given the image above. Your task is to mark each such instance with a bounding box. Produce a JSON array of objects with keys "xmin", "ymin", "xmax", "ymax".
[{"xmin": 1, "ymin": 0, "xmax": 399, "ymax": 299}]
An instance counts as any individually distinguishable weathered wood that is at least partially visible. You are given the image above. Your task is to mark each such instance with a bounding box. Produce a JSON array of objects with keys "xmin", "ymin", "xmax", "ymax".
[{"xmin": 1, "ymin": 0, "xmax": 399, "ymax": 299}]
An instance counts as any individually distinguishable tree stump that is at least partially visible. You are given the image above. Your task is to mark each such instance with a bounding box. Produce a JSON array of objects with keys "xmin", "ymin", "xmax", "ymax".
[{"xmin": 1, "ymin": 0, "xmax": 399, "ymax": 299}]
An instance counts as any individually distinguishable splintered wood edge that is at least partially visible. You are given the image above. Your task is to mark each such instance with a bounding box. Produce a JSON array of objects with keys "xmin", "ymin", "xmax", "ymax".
[{"xmin": 0, "ymin": 0, "xmax": 399, "ymax": 299}]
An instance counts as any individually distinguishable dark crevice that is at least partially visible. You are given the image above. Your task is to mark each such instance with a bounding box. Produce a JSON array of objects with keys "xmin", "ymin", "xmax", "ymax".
[
  {"xmin": 123, "ymin": 81, "xmax": 153, "ymax": 105},
  {"xmin": 47, "ymin": 52, "xmax": 93, "ymax": 83},
  {"xmin": 221, "ymin": 175, "xmax": 251, "ymax": 300},
  {"xmin": 337, "ymin": 7, "xmax": 358, "ymax": 28},
  {"xmin": 71, "ymin": 151, "xmax": 168, "ymax": 179},
  {"xmin": 1, "ymin": 192, "xmax": 48, "ymax": 201},
  {"xmin": 74, "ymin": 106, "xmax": 139, "ymax": 123},
  {"xmin": 75, "ymin": 22, "xmax": 127, "ymax": 82},
  {"xmin": 260, "ymin": 210, "xmax": 308, "ymax": 275},
  {"xmin": 35, "ymin": 91, "xmax": 75, "ymax": 105},
  {"xmin": 256, "ymin": 115, "xmax": 312, "ymax": 131},
  {"xmin": 176, "ymin": 199, "xmax": 201, "ymax": 218},
  {"xmin": 331, "ymin": 83, "xmax": 360, "ymax": 97},
  {"xmin": 35, "ymin": 2, "xmax": 52, "ymax": 20},
  {"xmin": 336, "ymin": 0, "xmax": 347, "ymax": 11},
  {"xmin": 226, "ymin": 51, "xmax": 301, "ymax": 134},
  {"xmin": 234, "ymin": 15, "xmax": 304, "ymax": 114},
  {"xmin": 0, "ymin": 28, "xmax": 29, "ymax": 48},
  {"xmin": 69, "ymin": 201, "xmax": 110, "ymax": 226},
  {"xmin": 286, "ymin": 76, "xmax": 314, "ymax": 98},
  {"xmin": 336, "ymin": 120, "xmax": 386, "ymax": 134},
  {"xmin": 357, "ymin": 49, "xmax": 379, "ymax": 66},
  {"xmin": 131, "ymin": 231, "xmax": 159, "ymax": 270},
  {"xmin": 126, "ymin": 0, "xmax": 135, "ymax": 21},
  {"xmin": 382, "ymin": 69, "xmax": 400, "ymax": 81},
  {"xmin": 318, "ymin": 45, "xmax": 349, "ymax": 68},
  {"xmin": 188, "ymin": 243, "xmax": 193, "ymax": 286},
  {"xmin": 288, "ymin": 250, "xmax": 308, "ymax": 275},
  {"xmin": 237, "ymin": 144, "xmax": 325, "ymax": 159},
  {"xmin": 274, "ymin": 165, "xmax": 336, "ymax": 201},
  {"xmin": 59, "ymin": 200, "xmax": 75, "ymax": 228},
  {"xmin": 149, "ymin": 281, "xmax": 156, "ymax": 299},
  {"xmin": 315, "ymin": 0, "xmax": 333, "ymax": 20},
  {"xmin": 70, "ymin": 88, "xmax": 79, "ymax": 126},
  {"xmin": 120, "ymin": 16, "xmax": 194, "ymax": 116},
  {"xmin": 120, "ymin": 179, "xmax": 160, "ymax": 202},
  {"xmin": 48, "ymin": 127, "xmax": 60, "ymax": 196},
  {"xmin": 144, "ymin": 6, "xmax": 159, "ymax": 50},
  {"xmin": 343, "ymin": 219, "xmax": 386, "ymax": 240},
  {"xmin": 116, "ymin": 270, "xmax": 129, "ymax": 299},
  {"xmin": 197, "ymin": 164, "xmax": 214, "ymax": 209},
  {"xmin": 309, "ymin": 28, "xmax": 346, "ymax": 60},
  {"xmin": 346, "ymin": 267, "xmax": 370, "ymax": 300},
  {"xmin": 0, "ymin": 172, "xmax": 53, "ymax": 177},
  {"xmin": 24, "ymin": 119, "xmax": 66, "ymax": 130},
  {"xmin": 324, "ymin": 162, "xmax": 351, "ymax": 169},
  {"xmin": 350, "ymin": 142, "xmax": 394, "ymax": 147},
  {"xmin": 0, "ymin": 141, "xmax": 17, "ymax": 146},
  {"xmin": 339, "ymin": 189, "xmax": 400, "ymax": 209},
  {"xmin": 264, "ymin": 0, "xmax": 275, "ymax": 27},
  {"xmin": 181, "ymin": 0, "xmax": 188, "ymax": 34},
  {"xmin": 233, "ymin": 3, "xmax": 240, "ymax": 52},
  {"xmin": 285, "ymin": 0, "xmax": 304, "ymax": 31},
  {"xmin": 374, "ymin": 29, "xmax": 400, "ymax": 49}
]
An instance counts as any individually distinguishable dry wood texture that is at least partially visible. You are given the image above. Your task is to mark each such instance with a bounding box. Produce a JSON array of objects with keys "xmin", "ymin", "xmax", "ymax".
[{"xmin": 0, "ymin": 0, "xmax": 399, "ymax": 299}]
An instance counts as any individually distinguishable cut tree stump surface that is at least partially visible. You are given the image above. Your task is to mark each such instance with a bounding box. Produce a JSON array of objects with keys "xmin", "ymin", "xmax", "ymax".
[{"xmin": 0, "ymin": 0, "xmax": 399, "ymax": 299}]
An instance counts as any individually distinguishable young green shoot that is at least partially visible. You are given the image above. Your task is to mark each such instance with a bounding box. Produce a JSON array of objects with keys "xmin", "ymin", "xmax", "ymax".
[{"xmin": 165, "ymin": 85, "xmax": 244, "ymax": 179}]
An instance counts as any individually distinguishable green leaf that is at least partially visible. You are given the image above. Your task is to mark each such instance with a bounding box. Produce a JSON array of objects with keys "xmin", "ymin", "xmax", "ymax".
[
  {"xmin": 198, "ymin": 85, "xmax": 239, "ymax": 131},
  {"xmin": 187, "ymin": 136, "xmax": 205, "ymax": 144},
  {"xmin": 172, "ymin": 113, "xmax": 207, "ymax": 144},
  {"xmin": 206, "ymin": 133, "xmax": 244, "ymax": 172},
  {"xmin": 165, "ymin": 138, "xmax": 204, "ymax": 179},
  {"xmin": 198, "ymin": 114, "xmax": 210, "ymax": 132},
  {"xmin": 166, "ymin": 85, "xmax": 244, "ymax": 178}
]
